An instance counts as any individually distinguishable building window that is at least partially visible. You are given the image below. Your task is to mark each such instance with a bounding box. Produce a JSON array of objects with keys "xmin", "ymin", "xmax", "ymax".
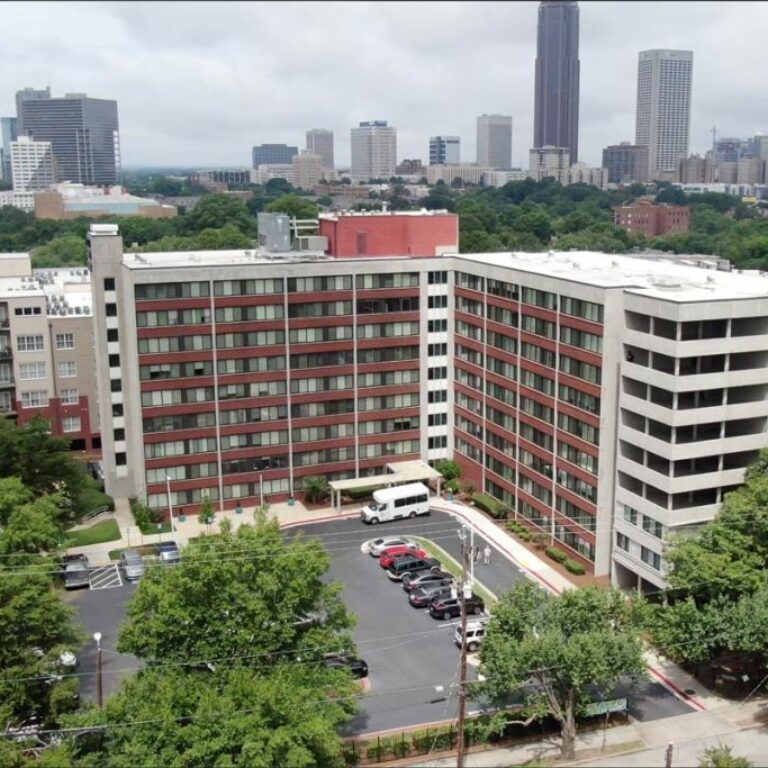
[
  {"xmin": 641, "ymin": 546, "xmax": 661, "ymax": 570},
  {"xmin": 104, "ymin": 278, "xmax": 115, "ymax": 291},
  {"xmin": 623, "ymin": 505, "xmax": 638, "ymax": 525},
  {"xmin": 428, "ymin": 435, "xmax": 447, "ymax": 449},
  {"xmin": 21, "ymin": 390, "xmax": 48, "ymax": 408},
  {"xmin": 428, "ymin": 295, "xmax": 448, "ymax": 309},
  {"xmin": 19, "ymin": 362, "xmax": 46, "ymax": 380},
  {"xmin": 428, "ymin": 271, "xmax": 447, "ymax": 284},
  {"xmin": 428, "ymin": 366, "xmax": 447, "ymax": 380},
  {"xmin": 428, "ymin": 389, "xmax": 447, "ymax": 403},
  {"xmin": 17, "ymin": 334, "xmax": 44, "ymax": 352},
  {"xmin": 428, "ymin": 412, "xmax": 448, "ymax": 426},
  {"xmin": 616, "ymin": 532, "xmax": 630, "ymax": 552},
  {"xmin": 642, "ymin": 515, "xmax": 664, "ymax": 539},
  {"xmin": 62, "ymin": 417, "xmax": 81, "ymax": 433},
  {"xmin": 55, "ymin": 333, "xmax": 75, "ymax": 350},
  {"xmin": 107, "ymin": 329, "xmax": 119, "ymax": 342},
  {"xmin": 428, "ymin": 319, "xmax": 448, "ymax": 333},
  {"xmin": 105, "ymin": 303, "xmax": 118, "ymax": 317},
  {"xmin": 14, "ymin": 306, "xmax": 42, "ymax": 316},
  {"xmin": 61, "ymin": 388, "xmax": 79, "ymax": 405},
  {"xmin": 58, "ymin": 361, "xmax": 77, "ymax": 378}
]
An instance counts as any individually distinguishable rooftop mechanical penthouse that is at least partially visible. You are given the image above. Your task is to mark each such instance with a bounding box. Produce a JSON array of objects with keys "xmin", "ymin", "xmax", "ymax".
[{"xmin": 87, "ymin": 217, "xmax": 768, "ymax": 593}]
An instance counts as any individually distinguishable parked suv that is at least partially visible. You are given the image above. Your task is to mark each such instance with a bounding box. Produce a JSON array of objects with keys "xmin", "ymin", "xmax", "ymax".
[
  {"xmin": 119, "ymin": 549, "xmax": 146, "ymax": 581},
  {"xmin": 409, "ymin": 583, "xmax": 453, "ymax": 608},
  {"xmin": 429, "ymin": 594, "xmax": 485, "ymax": 620},
  {"xmin": 60, "ymin": 554, "xmax": 90, "ymax": 590},
  {"xmin": 323, "ymin": 653, "xmax": 369, "ymax": 679},
  {"xmin": 156, "ymin": 542, "xmax": 181, "ymax": 565},
  {"xmin": 454, "ymin": 620, "xmax": 487, "ymax": 651},
  {"xmin": 386, "ymin": 555, "xmax": 441, "ymax": 581}
]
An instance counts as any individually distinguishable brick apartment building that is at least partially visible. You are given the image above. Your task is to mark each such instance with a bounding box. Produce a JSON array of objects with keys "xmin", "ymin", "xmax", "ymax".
[
  {"xmin": 86, "ymin": 212, "xmax": 768, "ymax": 593},
  {"xmin": 613, "ymin": 198, "xmax": 690, "ymax": 237}
]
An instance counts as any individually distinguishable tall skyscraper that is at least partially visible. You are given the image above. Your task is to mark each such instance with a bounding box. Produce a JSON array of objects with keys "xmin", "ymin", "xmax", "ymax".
[
  {"xmin": 635, "ymin": 50, "xmax": 693, "ymax": 177},
  {"xmin": 0, "ymin": 117, "xmax": 18, "ymax": 181},
  {"xmin": 476, "ymin": 115, "xmax": 512, "ymax": 169},
  {"xmin": 533, "ymin": 1, "xmax": 580, "ymax": 163},
  {"xmin": 429, "ymin": 136, "xmax": 460, "ymax": 165},
  {"xmin": 305, "ymin": 129, "xmax": 334, "ymax": 169},
  {"xmin": 20, "ymin": 91, "xmax": 120, "ymax": 186},
  {"xmin": 602, "ymin": 143, "xmax": 649, "ymax": 184},
  {"xmin": 10, "ymin": 136, "xmax": 56, "ymax": 191},
  {"xmin": 15, "ymin": 86, "xmax": 50, "ymax": 134},
  {"xmin": 252, "ymin": 144, "xmax": 298, "ymax": 167},
  {"xmin": 350, "ymin": 121, "xmax": 397, "ymax": 180}
]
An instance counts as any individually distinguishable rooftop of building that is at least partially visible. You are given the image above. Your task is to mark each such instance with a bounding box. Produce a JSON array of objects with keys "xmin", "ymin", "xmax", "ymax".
[
  {"xmin": 0, "ymin": 266, "xmax": 92, "ymax": 315},
  {"xmin": 458, "ymin": 250, "xmax": 768, "ymax": 302},
  {"xmin": 318, "ymin": 208, "xmax": 453, "ymax": 221},
  {"xmin": 121, "ymin": 247, "xmax": 332, "ymax": 270}
]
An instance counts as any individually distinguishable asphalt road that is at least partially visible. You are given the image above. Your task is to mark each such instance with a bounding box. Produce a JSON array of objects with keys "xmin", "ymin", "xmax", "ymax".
[{"xmin": 63, "ymin": 509, "xmax": 691, "ymax": 734}]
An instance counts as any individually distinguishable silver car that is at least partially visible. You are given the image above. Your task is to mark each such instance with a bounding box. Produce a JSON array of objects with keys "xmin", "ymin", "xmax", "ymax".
[
  {"xmin": 119, "ymin": 549, "xmax": 145, "ymax": 581},
  {"xmin": 368, "ymin": 536, "xmax": 417, "ymax": 558}
]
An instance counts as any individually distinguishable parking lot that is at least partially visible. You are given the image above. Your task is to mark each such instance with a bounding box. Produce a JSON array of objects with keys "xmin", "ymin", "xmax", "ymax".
[{"xmin": 63, "ymin": 509, "xmax": 692, "ymax": 735}]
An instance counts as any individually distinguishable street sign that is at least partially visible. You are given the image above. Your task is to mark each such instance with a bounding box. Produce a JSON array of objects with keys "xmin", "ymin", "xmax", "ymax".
[{"xmin": 585, "ymin": 698, "xmax": 627, "ymax": 716}]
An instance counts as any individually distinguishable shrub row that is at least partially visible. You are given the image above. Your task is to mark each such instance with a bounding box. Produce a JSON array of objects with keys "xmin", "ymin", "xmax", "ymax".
[
  {"xmin": 506, "ymin": 519, "xmax": 532, "ymax": 541},
  {"xmin": 565, "ymin": 559, "xmax": 586, "ymax": 575},
  {"xmin": 472, "ymin": 493, "xmax": 507, "ymax": 519},
  {"xmin": 545, "ymin": 546, "xmax": 568, "ymax": 564}
]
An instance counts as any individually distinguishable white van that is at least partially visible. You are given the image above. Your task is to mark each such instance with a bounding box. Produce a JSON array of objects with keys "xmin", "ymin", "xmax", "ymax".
[
  {"xmin": 454, "ymin": 620, "xmax": 486, "ymax": 652},
  {"xmin": 360, "ymin": 482, "xmax": 430, "ymax": 524}
]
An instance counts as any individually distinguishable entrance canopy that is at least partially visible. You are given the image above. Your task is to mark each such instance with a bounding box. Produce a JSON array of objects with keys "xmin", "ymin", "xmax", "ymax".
[{"xmin": 328, "ymin": 460, "xmax": 443, "ymax": 512}]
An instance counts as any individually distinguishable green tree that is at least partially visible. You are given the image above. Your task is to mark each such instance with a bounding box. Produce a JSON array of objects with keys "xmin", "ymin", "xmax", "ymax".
[
  {"xmin": 66, "ymin": 665, "xmax": 356, "ymax": 767},
  {"xmin": 0, "ymin": 495, "xmax": 66, "ymax": 559},
  {"xmin": 435, "ymin": 459, "xmax": 462, "ymax": 481},
  {"xmin": 31, "ymin": 235, "xmax": 88, "ymax": 268},
  {"xmin": 266, "ymin": 194, "xmax": 319, "ymax": 220},
  {"xmin": 698, "ymin": 744, "xmax": 754, "ymax": 768},
  {"xmin": 0, "ymin": 570, "xmax": 82, "ymax": 727},
  {"xmin": 302, "ymin": 475, "xmax": 330, "ymax": 504},
  {"xmin": 149, "ymin": 176, "xmax": 184, "ymax": 196},
  {"xmin": 117, "ymin": 518, "xmax": 353, "ymax": 664},
  {"xmin": 182, "ymin": 193, "xmax": 254, "ymax": 234},
  {"xmin": 0, "ymin": 477, "xmax": 33, "ymax": 526},
  {"xmin": 480, "ymin": 582, "xmax": 646, "ymax": 759}
]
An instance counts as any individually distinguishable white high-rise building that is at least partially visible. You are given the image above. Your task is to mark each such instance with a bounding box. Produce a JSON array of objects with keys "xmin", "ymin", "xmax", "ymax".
[
  {"xmin": 306, "ymin": 129, "xmax": 334, "ymax": 169},
  {"xmin": 350, "ymin": 121, "xmax": 397, "ymax": 181},
  {"xmin": 477, "ymin": 115, "xmax": 513, "ymax": 170},
  {"xmin": 635, "ymin": 50, "xmax": 693, "ymax": 177},
  {"xmin": 10, "ymin": 136, "xmax": 55, "ymax": 192},
  {"xmin": 292, "ymin": 151, "xmax": 324, "ymax": 190},
  {"xmin": 429, "ymin": 136, "xmax": 460, "ymax": 166}
]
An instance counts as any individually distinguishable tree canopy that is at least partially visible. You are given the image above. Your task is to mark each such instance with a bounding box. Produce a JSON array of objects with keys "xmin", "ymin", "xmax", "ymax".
[{"xmin": 480, "ymin": 582, "xmax": 646, "ymax": 759}]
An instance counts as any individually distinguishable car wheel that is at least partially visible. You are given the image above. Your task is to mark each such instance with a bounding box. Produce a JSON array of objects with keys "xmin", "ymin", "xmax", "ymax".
[
  {"xmin": 401, "ymin": 572, "xmax": 411, "ymax": 580},
  {"xmin": 409, "ymin": 511, "xmax": 416, "ymax": 519},
  {"xmin": 468, "ymin": 642, "xmax": 478, "ymax": 652},
  {"xmin": 370, "ymin": 517, "xmax": 379, "ymax": 525},
  {"xmin": 443, "ymin": 611, "xmax": 451, "ymax": 620}
]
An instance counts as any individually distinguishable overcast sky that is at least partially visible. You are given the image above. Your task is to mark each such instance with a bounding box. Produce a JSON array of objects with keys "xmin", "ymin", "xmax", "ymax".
[{"xmin": 2, "ymin": 1, "xmax": 766, "ymax": 170}]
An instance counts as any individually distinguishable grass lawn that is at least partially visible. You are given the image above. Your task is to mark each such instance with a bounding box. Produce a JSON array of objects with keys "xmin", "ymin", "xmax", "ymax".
[
  {"xmin": 138, "ymin": 521, "xmax": 173, "ymax": 535},
  {"xmin": 413, "ymin": 536, "xmax": 497, "ymax": 608},
  {"xmin": 66, "ymin": 519, "xmax": 121, "ymax": 547}
]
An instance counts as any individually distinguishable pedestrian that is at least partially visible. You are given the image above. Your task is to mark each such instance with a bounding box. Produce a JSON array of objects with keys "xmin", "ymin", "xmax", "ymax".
[
  {"xmin": 474, "ymin": 545, "xmax": 481, "ymax": 563},
  {"xmin": 483, "ymin": 545, "xmax": 491, "ymax": 566}
]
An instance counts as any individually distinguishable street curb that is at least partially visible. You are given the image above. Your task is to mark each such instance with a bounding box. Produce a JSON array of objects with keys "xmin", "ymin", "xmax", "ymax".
[{"xmin": 279, "ymin": 510, "xmax": 360, "ymax": 528}]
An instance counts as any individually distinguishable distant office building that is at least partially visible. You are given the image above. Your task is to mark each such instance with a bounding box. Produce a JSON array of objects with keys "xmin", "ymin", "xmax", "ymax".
[
  {"xmin": 292, "ymin": 151, "xmax": 324, "ymax": 190},
  {"xmin": 529, "ymin": 145, "xmax": 570, "ymax": 180},
  {"xmin": 250, "ymin": 164, "xmax": 295, "ymax": 185},
  {"xmin": 429, "ymin": 136, "xmax": 460, "ymax": 166},
  {"xmin": 251, "ymin": 144, "xmax": 298, "ymax": 168},
  {"xmin": 20, "ymin": 90, "xmax": 120, "ymax": 186},
  {"xmin": 482, "ymin": 169, "xmax": 529, "ymax": 187},
  {"xmin": 350, "ymin": 121, "xmax": 397, "ymax": 180},
  {"xmin": 635, "ymin": 50, "xmax": 693, "ymax": 177},
  {"xmin": 15, "ymin": 86, "xmax": 50, "ymax": 134},
  {"xmin": 567, "ymin": 163, "xmax": 608, "ymax": 190},
  {"xmin": 426, "ymin": 164, "xmax": 488, "ymax": 186},
  {"xmin": 305, "ymin": 129, "xmax": 334, "ymax": 169},
  {"xmin": 189, "ymin": 169, "xmax": 251, "ymax": 191},
  {"xmin": 714, "ymin": 137, "xmax": 751, "ymax": 164},
  {"xmin": 534, "ymin": 0, "xmax": 580, "ymax": 162},
  {"xmin": 677, "ymin": 154, "xmax": 711, "ymax": 185},
  {"xmin": 34, "ymin": 183, "xmax": 176, "ymax": 220},
  {"xmin": 1, "ymin": 117, "xmax": 18, "ymax": 181},
  {"xmin": 477, "ymin": 115, "xmax": 512, "ymax": 170},
  {"xmin": 614, "ymin": 198, "xmax": 690, "ymax": 237},
  {"xmin": 10, "ymin": 137, "xmax": 56, "ymax": 192},
  {"xmin": 396, "ymin": 159, "xmax": 425, "ymax": 176},
  {"xmin": 602, "ymin": 143, "xmax": 649, "ymax": 184}
]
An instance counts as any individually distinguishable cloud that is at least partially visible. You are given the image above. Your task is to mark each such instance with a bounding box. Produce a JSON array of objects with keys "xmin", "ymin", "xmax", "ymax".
[{"xmin": 0, "ymin": 1, "xmax": 765, "ymax": 168}]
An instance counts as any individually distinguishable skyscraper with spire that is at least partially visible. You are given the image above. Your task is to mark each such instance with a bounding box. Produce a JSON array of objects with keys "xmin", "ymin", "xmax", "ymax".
[{"xmin": 533, "ymin": 1, "xmax": 580, "ymax": 163}]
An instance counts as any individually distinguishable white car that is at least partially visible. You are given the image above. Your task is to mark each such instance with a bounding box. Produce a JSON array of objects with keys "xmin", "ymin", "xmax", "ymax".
[{"xmin": 367, "ymin": 536, "xmax": 417, "ymax": 558}]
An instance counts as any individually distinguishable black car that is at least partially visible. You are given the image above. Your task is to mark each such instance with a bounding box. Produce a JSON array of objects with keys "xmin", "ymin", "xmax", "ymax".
[
  {"xmin": 323, "ymin": 653, "xmax": 369, "ymax": 679},
  {"xmin": 402, "ymin": 569, "xmax": 454, "ymax": 592},
  {"xmin": 408, "ymin": 583, "xmax": 453, "ymax": 608},
  {"xmin": 60, "ymin": 554, "xmax": 90, "ymax": 590},
  {"xmin": 386, "ymin": 555, "xmax": 442, "ymax": 581},
  {"xmin": 429, "ymin": 594, "xmax": 485, "ymax": 620}
]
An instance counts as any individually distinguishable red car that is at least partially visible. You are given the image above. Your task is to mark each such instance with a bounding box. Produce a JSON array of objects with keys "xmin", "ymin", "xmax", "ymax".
[{"xmin": 379, "ymin": 546, "xmax": 427, "ymax": 569}]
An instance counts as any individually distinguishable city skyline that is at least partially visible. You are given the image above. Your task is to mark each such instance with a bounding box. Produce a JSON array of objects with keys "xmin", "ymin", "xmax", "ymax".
[{"xmin": 0, "ymin": 2, "xmax": 765, "ymax": 168}]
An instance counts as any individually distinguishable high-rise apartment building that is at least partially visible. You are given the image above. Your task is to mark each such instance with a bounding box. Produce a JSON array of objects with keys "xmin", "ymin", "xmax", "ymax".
[
  {"xmin": 635, "ymin": 50, "xmax": 693, "ymax": 177},
  {"xmin": 20, "ymin": 91, "xmax": 120, "ymax": 186},
  {"xmin": 350, "ymin": 121, "xmax": 397, "ymax": 180},
  {"xmin": 251, "ymin": 144, "xmax": 298, "ymax": 167},
  {"xmin": 10, "ymin": 136, "xmax": 56, "ymax": 192},
  {"xmin": 533, "ymin": 1, "xmax": 580, "ymax": 162},
  {"xmin": 305, "ymin": 129, "xmax": 334, "ymax": 169},
  {"xmin": 429, "ymin": 136, "xmax": 460, "ymax": 166},
  {"xmin": 477, "ymin": 115, "xmax": 513, "ymax": 170},
  {"xmin": 86, "ymin": 220, "xmax": 768, "ymax": 592},
  {"xmin": 602, "ymin": 143, "xmax": 650, "ymax": 185},
  {"xmin": 1, "ymin": 117, "xmax": 18, "ymax": 182},
  {"xmin": 529, "ymin": 146, "xmax": 570, "ymax": 180},
  {"xmin": 292, "ymin": 151, "xmax": 324, "ymax": 190},
  {"xmin": 15, "ymin": 86, "xmax": 51, "ymax": 134}
]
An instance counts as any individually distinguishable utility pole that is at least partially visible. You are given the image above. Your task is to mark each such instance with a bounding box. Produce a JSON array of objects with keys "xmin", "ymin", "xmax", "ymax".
[
  {"xmin": 456, "ymin": 526, "xmax": 471, "ymax": 768},
  {"xmin": 93, "ymin": 632, "xmax": 103, "ymax": 709}
]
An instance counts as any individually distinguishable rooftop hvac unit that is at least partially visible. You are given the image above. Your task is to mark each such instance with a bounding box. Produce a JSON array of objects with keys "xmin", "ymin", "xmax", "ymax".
[
  {"xmin": 257, "ymin": 212, "xmax": 291, "ymax": 252},
  {"xmin": 296, "ymin": 235, "xmax": 328, "ymax": 252}
]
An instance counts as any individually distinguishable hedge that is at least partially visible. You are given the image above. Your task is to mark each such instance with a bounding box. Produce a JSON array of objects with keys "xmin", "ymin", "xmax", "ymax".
[
  {"xmin": 471, "ymin": 493, "xmax": 506, "ymax": 518},
  {"xmin": 565, "ymin": 558, "xmax": 586, "ymax": 575},
  {"xmin": 545, "ymin": 546, "xmax": 568, "ymax": 564}
]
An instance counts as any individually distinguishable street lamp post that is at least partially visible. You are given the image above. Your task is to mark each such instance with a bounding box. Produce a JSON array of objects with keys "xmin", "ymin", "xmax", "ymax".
[{"xmin": 93, "ymin": 631, "xmax": 103, "ymax": 709}]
